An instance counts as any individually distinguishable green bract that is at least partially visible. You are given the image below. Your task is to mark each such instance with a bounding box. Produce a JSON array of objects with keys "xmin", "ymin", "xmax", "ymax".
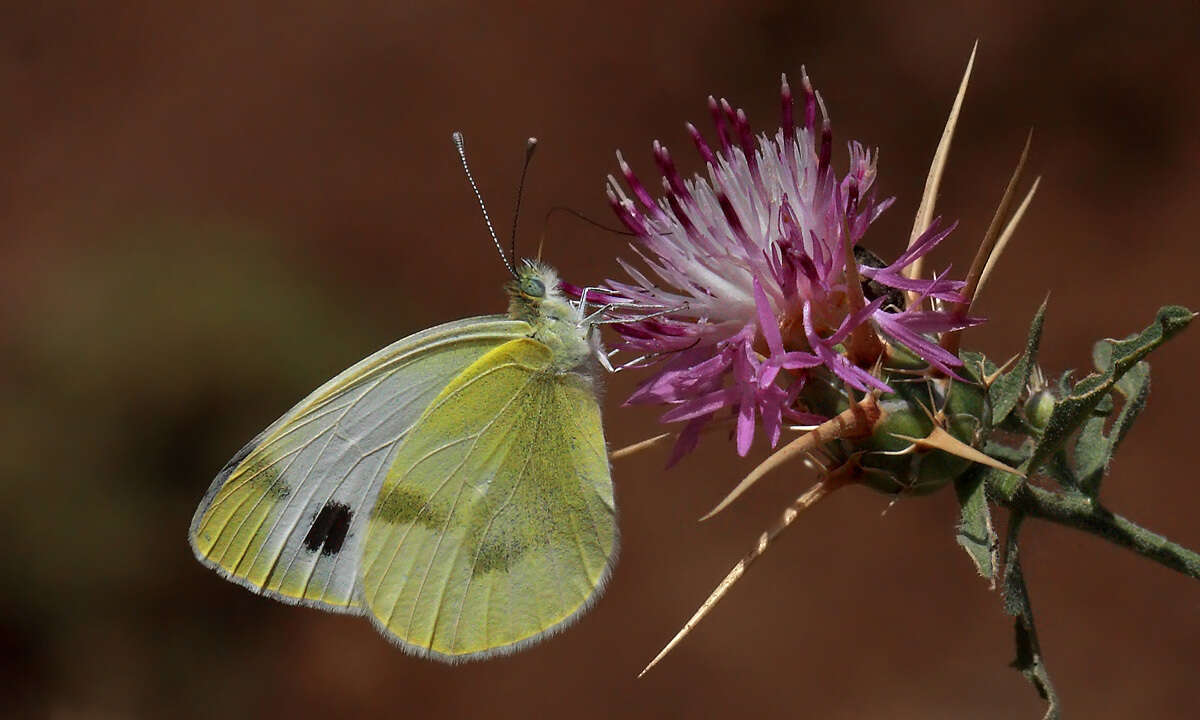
[{"xmin": 857, "ymin": 374, "xmax": 988, "ymax": 495}]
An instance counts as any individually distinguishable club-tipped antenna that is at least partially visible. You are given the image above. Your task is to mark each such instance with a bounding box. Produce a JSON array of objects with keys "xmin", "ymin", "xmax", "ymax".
[
  {"xmin": 510, "ymin": 137, "xmax": 538, "ymax": 266},
  {"xmin": 452, "ymin": 131, "xmax": 515, "ymax": 277}
]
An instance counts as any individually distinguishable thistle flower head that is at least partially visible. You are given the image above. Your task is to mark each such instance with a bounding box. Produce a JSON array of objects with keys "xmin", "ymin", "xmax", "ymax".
[{"xmin": 580, "ymin": 72, "xmax": 983, "ymax": 461}]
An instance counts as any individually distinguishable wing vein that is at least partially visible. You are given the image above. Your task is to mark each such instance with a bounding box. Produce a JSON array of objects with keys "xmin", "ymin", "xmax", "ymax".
[
  {"xmin": 387, "ymin": 369, "xmax": 538, "ymax": 641},
  {"xmin": 445, "ymin": 382, "xmax": 546, "ymax": 651}
]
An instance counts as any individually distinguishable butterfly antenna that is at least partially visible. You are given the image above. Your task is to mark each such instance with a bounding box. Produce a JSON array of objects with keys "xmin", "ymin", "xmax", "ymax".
[
  {"xmin": 452, "ymin": 131, "xmax": 515, "ymax": 277},
  {"xmin": 546, "ymin": 206, "xmax": 636, "ymax": 236},
  {"xmin": 511, "ymin": 137, "xmax": 538, "ymax": 265}
]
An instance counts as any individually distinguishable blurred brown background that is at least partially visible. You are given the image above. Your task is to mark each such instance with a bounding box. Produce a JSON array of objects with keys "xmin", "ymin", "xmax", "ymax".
[{"xmin": 2, "ymin": 1, "xmax": 1199, "ymax": 718}]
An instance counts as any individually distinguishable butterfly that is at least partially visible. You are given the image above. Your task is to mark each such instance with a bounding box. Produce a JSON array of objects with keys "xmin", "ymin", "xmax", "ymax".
[{"xmin": 188, "ymin": 258, "xmax": 617, "ymax": 661}]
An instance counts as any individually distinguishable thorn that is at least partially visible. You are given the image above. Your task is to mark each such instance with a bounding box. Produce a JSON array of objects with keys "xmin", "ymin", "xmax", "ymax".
[
  {"xmin": 610, "ymin": 418, "xmax": 738, "ymax": 462},
  {"xmin": 882, "ymin": 363, "xmax": 931, "ymax": 379},
  {"xmin": 699, "ymin": 395, "xmax": 882, "ymax": 521},
  {"xmin": 921, "ymin": 381, "xmax": 948, "ymax": 426},
  {"xmin": 975, "ymin": 176, "xmax": 1041, "ymax": 304},
  {"xmin": 638, "ymin": 470, "xmax": 851, "ymax": 678},
  {"xmin": 877, "ymin": 443, "xmax": 917, "ymax": 457},
  {"xmin": 610, "ymin": 433, "xmax": 672, "ymax": 461},
  {"xmin": 967, "ymin": 130, "xmax": 1034, "ymax": 301},
  {"xmin": 890, "ymin": 425, "xmax": 1024, "ymax": 477},
  {"xmin": 973, "ymin": 356, "xmax": 986, "ymax": 384},
  {"xmin": 942, "ymin": 130, "xmax": 1034, "ymax": 356},
  {"xmin": 881, "ymin": 492, "xmax": 903, "ymax": 516},
  {"xmin": 800, "ymin": 451, "xmax": 829, "ymax": 474},
  {"xmin": 903, "ymin": 41, "xmax": 976, "ymax": 307},
  {"xmin": 912, "ymin": 393, "xmax": 938, "ymax": 424},
  {"xmin": 983, "ymin": 354, "xmax": 1020, "ymax": 388}
]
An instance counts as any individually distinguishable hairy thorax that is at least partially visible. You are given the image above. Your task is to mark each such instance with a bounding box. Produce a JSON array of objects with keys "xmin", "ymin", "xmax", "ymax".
[{"xmin": 506, "ymin": 261, "xmax": 600, "ymax": 375}]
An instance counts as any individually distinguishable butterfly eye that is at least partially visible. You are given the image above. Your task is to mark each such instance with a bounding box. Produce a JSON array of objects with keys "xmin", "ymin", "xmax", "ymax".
[{"xmin": 521, "ymin": 277, "xmax": 546, "ymax": 298}]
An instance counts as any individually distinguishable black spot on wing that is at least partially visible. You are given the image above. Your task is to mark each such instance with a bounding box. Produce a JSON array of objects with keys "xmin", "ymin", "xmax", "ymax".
[
  {"xmin": 303, "ymin": 502, "xmax": 353, "ymax": 556},
  {"xmin": 323, "ymin": 506, "xmax": 351, "ymax": 555}
]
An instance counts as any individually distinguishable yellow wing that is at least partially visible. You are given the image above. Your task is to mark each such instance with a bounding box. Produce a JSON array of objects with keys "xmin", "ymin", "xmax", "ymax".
[
  {"xmin": 189, "ymin": 316, "xmax": 528, "ymax": 611},
  {"xmin": 360, "ymin": 337, "xmax": 616, "ymax": 660}
]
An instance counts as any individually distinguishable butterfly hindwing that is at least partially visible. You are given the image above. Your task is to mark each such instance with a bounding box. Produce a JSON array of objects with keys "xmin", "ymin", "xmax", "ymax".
[
  {"xmin": 360, "ymin": 336, "xmax": 616, "ymax": 660},
  {"xmin": 188, "ymin": 316, "xmax": 529, "ymax": 611}
]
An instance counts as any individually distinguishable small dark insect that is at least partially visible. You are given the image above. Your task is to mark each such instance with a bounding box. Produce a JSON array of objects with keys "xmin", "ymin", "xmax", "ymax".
[{"xmin": 854, "ymin": 245, "xmax": 905, "ymax": 311}]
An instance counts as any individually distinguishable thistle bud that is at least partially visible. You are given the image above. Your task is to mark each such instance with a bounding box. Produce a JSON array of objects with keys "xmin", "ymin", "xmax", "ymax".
[
  {"xmin": 1024, "ymin": 389, "xmax": 1055, "ymax": 430},
  {"xmin": 852, "ymin": 376, "xmax": 988, "ymax": 495}
]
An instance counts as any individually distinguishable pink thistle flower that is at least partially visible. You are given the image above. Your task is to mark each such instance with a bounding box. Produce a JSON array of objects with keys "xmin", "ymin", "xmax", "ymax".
[{"xmin": 579, "ymin": 71, "xmax": 984, "ymax": 461}]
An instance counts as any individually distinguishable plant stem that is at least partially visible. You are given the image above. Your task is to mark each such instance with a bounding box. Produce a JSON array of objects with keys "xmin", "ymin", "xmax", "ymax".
[{"xmin": 988, "ymin": 479, "xmax": 1200, "ymax": 581}]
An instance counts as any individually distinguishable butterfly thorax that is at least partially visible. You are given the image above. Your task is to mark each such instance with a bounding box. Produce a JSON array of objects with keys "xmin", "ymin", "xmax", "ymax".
[{"xmin": 507, "ymin": 261, "xmax": 597, "ymax": 373}]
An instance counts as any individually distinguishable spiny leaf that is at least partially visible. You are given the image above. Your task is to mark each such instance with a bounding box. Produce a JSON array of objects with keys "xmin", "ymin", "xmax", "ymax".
[
  {"xmin": 1028, "ymin": 305, "xmax": 1192, "ymax": 476},
  {"xmin": 954, "ymin": 468, "xmax": 998, "ymax": 584},
  {"xmin": 959, "ymin": 350, "xmax": 999, "ymax": 433},
  {"xmin": 1110, "ymin": 362, "xmax": 1152, "ymax": 450},
  {"xmin": 959, "ymin": 350, "xmax": 998, "ymax": 385},
  {"xmin": 991, "ymin": 298, "xmax": 1048, "ymax": 423},
  {"xmin": 1002, "ymin": 514, "xmax": 1061, "ymax": 720},
  {"xmin": 1074, "ymin": 353, "xmax": 1151, "ymax": 497},
  {"xmin": 1011, "ymin": 620, "xmax": 1060, "ymax": 720}
]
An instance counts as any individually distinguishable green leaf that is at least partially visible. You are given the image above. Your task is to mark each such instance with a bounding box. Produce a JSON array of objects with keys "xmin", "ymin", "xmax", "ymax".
[
  {"xmin": 1074, "ymin": 356, "xmax": 1151, "ymax": 497},
  {"xmin": 1028, "ymin": 305, "xmax": 1193, "ymax": 477},
  {"xmin": 990, "ymin": 298, "xmax": 1048, "ymax": 424},
  {"xmin": 958, "ymin": 350, "xmax": 998, "ymax": 385},
  {"xmin": 959, "ymin": 350, "xmax": 999, "ymax": 435},
  {"xmin": 1111, "ymin": 364, "xmax": 1152, "ymax": 449},
  {"xmin": 1011, "ymin": 620, "xmax": 1060, "ymax": 720},
  {"xmin": 1002, "ymin": 514, "xmax": 1061, "ymax": 720},
  {"xmin": 1054, "ymin": 370, "xmax": 1075, "ymax": 396},
  {"xmin": 1043, "ymin": 448, "xmax": 1078, "ymax": 490},
  {"xmin": 983, "ymin": 438, "xmax": 1033, "ymax": 468},
  {"xmin": 995, "ymin": 408, "xmax": 1038, "ymax": 436},
  {"xmin": 954, "ymin": 468, "xmax": 999, "ymax": 584}
]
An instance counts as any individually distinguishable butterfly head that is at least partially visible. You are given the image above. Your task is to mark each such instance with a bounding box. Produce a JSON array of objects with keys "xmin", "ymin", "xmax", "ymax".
[
  {"xmin": 507, "ymin": 260, "xmax": 569, "ymax": 322},
  {"xmin": 512, "ymin": 264, "xmax": 549, "ymax": 303},
  {"xmin": 507, "ymin": 260, "xmax": 602, "ymax": 371}
]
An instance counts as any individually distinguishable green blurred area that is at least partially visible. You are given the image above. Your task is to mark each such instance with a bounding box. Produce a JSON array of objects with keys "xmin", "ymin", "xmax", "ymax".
[{"xmin": 2, "ymin": 222, "xmax": 391, "ymax": 714}]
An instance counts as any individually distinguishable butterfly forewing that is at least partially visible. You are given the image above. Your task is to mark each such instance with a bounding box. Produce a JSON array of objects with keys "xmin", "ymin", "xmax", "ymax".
[
  {"xmin": 189, "ymin": 316, "xmax": 529, "ymax": 611},
  {"xmin": 360, "ymin": 337, "xmax": 616, "ymax": 660}
]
